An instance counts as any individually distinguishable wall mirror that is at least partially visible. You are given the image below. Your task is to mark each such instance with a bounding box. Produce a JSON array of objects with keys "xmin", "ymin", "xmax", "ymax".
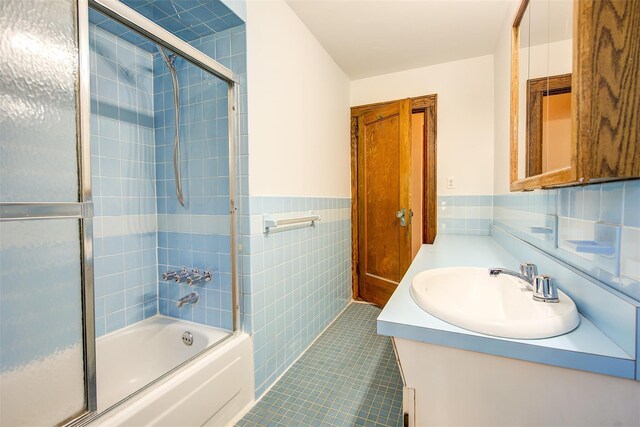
[
  {"xmin": 513, "ymin": 0, "xmax": 574, "ymax": 187},
  {"xmin": 511, "ymin": 0, "xmax": 640, "ymax": 191}
]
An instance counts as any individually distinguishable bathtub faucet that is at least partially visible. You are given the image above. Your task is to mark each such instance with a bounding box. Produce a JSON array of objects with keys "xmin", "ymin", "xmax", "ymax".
[{"xmin": 177, "ymin": 291, "xmax": 200, "ymax": 308}]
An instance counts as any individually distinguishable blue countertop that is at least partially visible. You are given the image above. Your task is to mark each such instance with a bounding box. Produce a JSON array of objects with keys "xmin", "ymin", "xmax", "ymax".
[{"xmin": 377, "ymin": 235, "xmax": 636, "ymax": 379}]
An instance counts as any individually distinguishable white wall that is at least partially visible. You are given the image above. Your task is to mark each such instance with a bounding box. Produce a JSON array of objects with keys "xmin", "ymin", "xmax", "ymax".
[
  {"xmin": 350, "ymin": 55, "xmax": 495, "ymax": 196},
  {"xmin": 493, "ymin": 2, "xmax": 517, "ymax": 195},
  {"xmin": 246, "ymin": 0, "xmax": 351, "ymax": 198}
]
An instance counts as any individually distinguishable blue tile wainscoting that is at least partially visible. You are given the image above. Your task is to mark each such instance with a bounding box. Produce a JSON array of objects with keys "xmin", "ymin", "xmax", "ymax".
[
  {"xmin": 240, "ymin": 196, "xmax": 353, "ymax": 397},
  {"xmin": 437, "ymin": 195, "xmax": 493, "ymax": 236},
  {"xmin": 494, "ymin": 180, "xmax": 640, "ymax": 302}
]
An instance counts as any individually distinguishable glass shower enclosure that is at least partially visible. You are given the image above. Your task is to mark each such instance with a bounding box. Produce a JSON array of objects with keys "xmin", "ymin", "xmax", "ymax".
[{"xmin": 0, "ymin": 0, "xmax": 243, "ymax": 424}]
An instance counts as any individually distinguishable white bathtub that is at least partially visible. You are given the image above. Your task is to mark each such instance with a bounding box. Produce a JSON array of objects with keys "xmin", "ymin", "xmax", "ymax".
[{"xmin": 91, "ymin": 316, "xmax": 253, "ymax": 426}]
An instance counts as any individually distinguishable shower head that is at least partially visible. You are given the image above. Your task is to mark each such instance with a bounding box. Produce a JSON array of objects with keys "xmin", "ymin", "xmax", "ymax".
[
  {"xmin": 158, "ymin": 46, "xmax": 177, "ymax": 69},
  {"xmin": 157, "ymin": 44, "xmax": 186, "ymax": 208}
]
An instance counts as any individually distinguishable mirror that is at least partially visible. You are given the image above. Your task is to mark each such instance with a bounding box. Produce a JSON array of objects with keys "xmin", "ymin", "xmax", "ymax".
[{"xmin": 514, "ymin": 0, "xmax": 573, "ymax": 181}]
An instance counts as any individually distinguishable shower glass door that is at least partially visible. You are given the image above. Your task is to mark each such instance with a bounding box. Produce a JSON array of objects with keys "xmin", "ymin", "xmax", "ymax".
[
  {"xmin": 1, "ymin": 0, "xmax": 242, "ymax": 423},
  {"xmin": 0, "ymin": 0, "xmax": 95, "ymax": 425},
  {"xmin": 86, "ymin": 0, "xmax": 241, "ymax": 415}
]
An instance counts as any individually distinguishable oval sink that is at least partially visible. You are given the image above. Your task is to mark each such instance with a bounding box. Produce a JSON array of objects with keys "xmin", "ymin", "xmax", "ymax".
[{"xmin": 410, "ymin": 267, "xmax": 580, "ymax": 339}]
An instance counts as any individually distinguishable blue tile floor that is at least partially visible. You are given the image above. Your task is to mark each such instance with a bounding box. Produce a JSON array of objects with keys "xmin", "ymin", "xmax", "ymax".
[{"xmin": 237, "ymin": 303, "xmax": 404, "ymax": 426}]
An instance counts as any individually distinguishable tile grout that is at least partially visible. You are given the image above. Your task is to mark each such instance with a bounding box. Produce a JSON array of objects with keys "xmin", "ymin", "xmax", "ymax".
[{"xmin": 236, "ymin": 303, "xmax": 403, "ymax": 427}]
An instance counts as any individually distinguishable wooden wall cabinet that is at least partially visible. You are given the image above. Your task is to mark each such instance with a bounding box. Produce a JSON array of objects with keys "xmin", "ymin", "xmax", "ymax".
[{"xmin": 510, "ymin": 0, "xmax": 640, "ymax": 191}]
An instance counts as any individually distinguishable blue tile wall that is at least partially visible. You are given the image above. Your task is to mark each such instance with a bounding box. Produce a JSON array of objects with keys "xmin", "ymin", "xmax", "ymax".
[
  {"xmin": 241, "ymin": 196, "xmax": 353, "ymax": 398},
  {"xmin": 494, "ymin": 180, "xmax": 640, "ymax": 301},
  {"xmin": 154, "ymin": 25, "xmax": 246, "ymax": 327},
  {"xmin": 89, "ymin": 7, "xmax": 155, "ymax": 52},
  {"xmin": 89, "ymin": 6, "xmax": 246, "ymax": 335},
  {"xmin": 119, "ymin": 0, "xmax": 244, "ymax": 46},
  {"xmin": 157, "ymin": 232, "xmax": 233, "ymax": 328},
  {"xmin": 91, "ymin": 1, "xmax": 244, "ymax": 53},
  {"xmin": 152, "ymin": 50, "xmax": 230, "ymax": 218},
  {"xmin": 437, "ymin": 195, "xmax": 493, "ymax": 235},
  {"xmin": 191, "ymin": 24, "xmax": 249, "ymax": 202},
  {"xmin": 90, "ymin": 23, "xmax": 159, "ymax": 337}
]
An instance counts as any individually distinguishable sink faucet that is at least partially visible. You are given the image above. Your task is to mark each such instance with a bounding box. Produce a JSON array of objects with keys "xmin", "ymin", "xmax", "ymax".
[
  {"xmin": 177, "ymin": 291, "xmax": 200, "ymax": 308},
  {"xmin": 488, "ymin": 262, "xmax": 538, "ymax": 286},
  {"xmin": 489, "ymin": 263, "xmax": 559, "ymax": 303}
]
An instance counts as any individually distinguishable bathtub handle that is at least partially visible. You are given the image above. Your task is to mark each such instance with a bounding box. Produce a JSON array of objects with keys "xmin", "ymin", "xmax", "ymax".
[
  {"xmin": 174, "ymin": 267, "xmax": 190, "ymax": 283},
  {"xmin": 163, "ymin": 268, "xmax": 212, "ymax": 284},
  {"xmin": 203, "ymin": 270, "xmax": 212, "ymax": 282},
  {"xmin": 162, "ymin": 270, "xmax": 177, "ymax": 281},
  {"xmin": 186, "ymin": 270, "xmax": 213, "ymax": 285},
  {"xmin": 186, "ymin": 273, "xmax": 202, "ymax": 286}
]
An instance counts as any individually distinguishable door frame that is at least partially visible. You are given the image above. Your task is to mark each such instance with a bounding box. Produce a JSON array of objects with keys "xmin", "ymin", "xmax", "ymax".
[{"xmin": 350, "ymin": 95, "xmax": 437, "ymax": 300}]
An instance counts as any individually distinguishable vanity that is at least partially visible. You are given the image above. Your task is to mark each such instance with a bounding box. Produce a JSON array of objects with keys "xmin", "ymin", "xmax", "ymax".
[
  {"xmin": 378, "ymin": 1, "xmax": 640, "ymax": 424},
  {"xmin": 378, "ymin": 232, "xmax": 640, "ymax": 426}
]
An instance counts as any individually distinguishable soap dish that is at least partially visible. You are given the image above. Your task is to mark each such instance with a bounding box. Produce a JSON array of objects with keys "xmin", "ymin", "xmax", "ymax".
[
  {"xmin": 561, "ymin": 222, "xmax": 621, "ymax": 276},
  {"xmin": 564, "ymin": 240, "xmax": 615, "ymax": 256}
]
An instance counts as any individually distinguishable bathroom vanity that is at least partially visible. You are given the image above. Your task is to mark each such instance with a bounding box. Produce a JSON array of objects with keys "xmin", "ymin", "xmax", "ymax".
[{"xmin": 378, "ymin": 232, "xmax": 640, "ymax": 426}]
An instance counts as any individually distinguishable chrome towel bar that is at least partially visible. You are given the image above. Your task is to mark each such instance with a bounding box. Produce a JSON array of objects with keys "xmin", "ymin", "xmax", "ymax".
[{"xmin": 264, "ymin": 214, "xmax": 320, "ymax": 232}]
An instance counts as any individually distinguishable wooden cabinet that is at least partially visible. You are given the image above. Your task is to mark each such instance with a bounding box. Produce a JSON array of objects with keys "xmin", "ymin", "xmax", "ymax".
[{"xmin": 510, "ymin": 0, "xmax": 640, "ymax": 191}]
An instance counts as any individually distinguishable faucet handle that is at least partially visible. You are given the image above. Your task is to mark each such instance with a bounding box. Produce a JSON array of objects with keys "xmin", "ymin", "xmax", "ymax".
[
  {"xmin": 533, "ymin": 275, "xmax": 559, "ymax": 303},
  {"xmin": 174, "ymin": 267, "xmax": 190, "ymax": 283},
  {"xmin": 519, "ymin": 262, "xmax": 538, "ymax": 282},
  {"xmin": 162, "ymin": 270, "xmax": 177, "ymax": 281},
  {"xmin": 186, "ymin": 273, "xmax": 202, "ymax": 286}
]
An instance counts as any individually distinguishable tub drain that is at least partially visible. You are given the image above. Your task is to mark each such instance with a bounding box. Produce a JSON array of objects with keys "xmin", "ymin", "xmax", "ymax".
[{"xmin": 182, "ymin": 331, "xmax": 193, "ymax": 346}]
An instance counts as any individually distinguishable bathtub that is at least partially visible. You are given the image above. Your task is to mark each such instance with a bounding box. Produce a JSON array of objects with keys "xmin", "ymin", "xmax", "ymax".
[{"xmin": 90, "ymin": 316, "xmax": 253, "ymax": 426}]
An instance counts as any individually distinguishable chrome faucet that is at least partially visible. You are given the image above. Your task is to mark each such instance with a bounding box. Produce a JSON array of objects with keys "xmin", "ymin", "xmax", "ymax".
[
  {"xmin": 532, "ymin": 275, "xmax": 559, "ymax": 303},
  {"xmin": 162, "ymin": 267, "xmax": 213, "ymax": 285},
  {"xmin": 489, "ymin": 263, "xmax": 559, "ymax": 303},
  {"xmin": 488, "ymin": 262, "xmax": 538, "ymax": 286},
  {"xmin": 177, "ymin": 291, "xmax": 200, "ymax": 308},
  {"xmin": 174, "ymin": 267, "xmax": 190, "ymax": 283}
]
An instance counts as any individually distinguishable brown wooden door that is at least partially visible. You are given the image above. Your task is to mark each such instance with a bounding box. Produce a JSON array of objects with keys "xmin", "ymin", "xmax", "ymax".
[{"xmin": 357, "ymin": 99, "xmax": 412, "ymax": 307}]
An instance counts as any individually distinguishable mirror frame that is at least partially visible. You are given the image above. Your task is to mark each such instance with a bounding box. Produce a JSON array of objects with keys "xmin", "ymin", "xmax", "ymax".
[{"xmin": 510, "ymin": 0, "xmax": 578, "ymax": 191}]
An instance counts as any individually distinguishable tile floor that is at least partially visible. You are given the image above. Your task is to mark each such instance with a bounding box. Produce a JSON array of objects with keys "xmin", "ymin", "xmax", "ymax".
[{"xmin": 237, "ymin": 303, "xmax": 404, "ymax": 427}]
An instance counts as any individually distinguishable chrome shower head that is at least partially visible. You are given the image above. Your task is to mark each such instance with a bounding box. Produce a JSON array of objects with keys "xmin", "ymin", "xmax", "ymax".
[{"xmin": 158, "ymin": 46, "xmax": 177, "ymax": 69}]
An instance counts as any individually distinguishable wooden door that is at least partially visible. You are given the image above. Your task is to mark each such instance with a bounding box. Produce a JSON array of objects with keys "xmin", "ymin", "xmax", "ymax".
[{"xmin": 357, "ymin": 99, "xmax": 412, "ymax": 307}]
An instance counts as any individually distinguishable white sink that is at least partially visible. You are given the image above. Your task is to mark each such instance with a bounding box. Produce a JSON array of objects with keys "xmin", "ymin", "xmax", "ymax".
[{"xmin": 410, "ymin": 267, "xmax": 580, "ymax": 339}]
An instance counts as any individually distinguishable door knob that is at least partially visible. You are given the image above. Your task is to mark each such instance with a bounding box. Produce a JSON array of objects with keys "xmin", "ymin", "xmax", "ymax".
[{"xmin": 396, "ymin": 208, "xmax": 406, "ymax": 227}]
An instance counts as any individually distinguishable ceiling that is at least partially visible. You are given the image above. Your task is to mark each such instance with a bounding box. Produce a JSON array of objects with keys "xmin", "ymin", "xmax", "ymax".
[{"xmin": 285, "ymin": 0, "xmax": 516, "ymax": 80}]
